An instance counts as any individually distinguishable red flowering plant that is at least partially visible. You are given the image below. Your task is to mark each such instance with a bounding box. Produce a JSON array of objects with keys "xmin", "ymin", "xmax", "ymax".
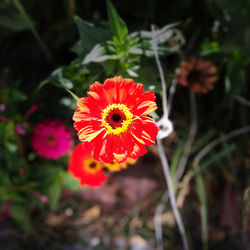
[
  {"xmin": 68, "ymin": 144, "xmax": 107, "ymax": 187},
  {"xmin": 73, "ymin": 76, "xmax": 159, "ymax": 164},
  {"xmin": 68, "ymin": 144, "xmax": 138, "ymax": 187}
]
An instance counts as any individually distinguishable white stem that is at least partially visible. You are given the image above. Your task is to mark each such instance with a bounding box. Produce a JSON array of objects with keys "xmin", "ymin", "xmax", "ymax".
[
  {"xmin": 167, "ymin": 79, "xmax": 177, "ymax": 116},
  {"xmin": 151, "ymin": 24, "xmax": 168, "ymax": 118},
  {"xmin": 154, "ymin": 191, "xmax": 169, "ymax": 250},
  {"xmin": 235, "ymin": 95, "xmax": 250, "ymax": 107},
  {"xmin": 157, "ymin": 138, "xmax": 190, "ymax": 250},
  {"xmin": 151, "ymin": 23, "xmax": 190, "ymax": 250}
]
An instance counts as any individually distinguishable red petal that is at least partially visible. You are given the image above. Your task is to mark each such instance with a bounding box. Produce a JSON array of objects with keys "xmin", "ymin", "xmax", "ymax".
[
  {"xmin": 116, "ymin": 78, "xmax": 134, "ymax": 103},
  {"xmin": 111, "ymin": 136, "xmax": 129, "ymax": 163},
  {"xmin": 78, "ymin": 126, "xmax": 105, "ymax": 142},
  {"xmin": 103, "ymin": 78, "xmax": 118, "ymax": 104},
  {"xmin": 130, "ymin": 116, "xmax": 159, "ymax": 146},
  {"xmin": 126, "ymin": 83, "xmax": 144, "ymax": 109},
  {"xmin": 79, "ymin": 171, "xmax": 107, "ymax": 187},
  {"xmin": 129, "ymin": 143, "xmax": 147, "ymax": 159},
  {"xmin": 76, "ymin": 98, "xmax": 90, "ymax": 113},
  {"xmin": 93, "ymin": 134, "xmax": 114, "ymax": 163},
  {"xmin": 133, "ymin": 91, "xmax": 157, "ymax": 116}
]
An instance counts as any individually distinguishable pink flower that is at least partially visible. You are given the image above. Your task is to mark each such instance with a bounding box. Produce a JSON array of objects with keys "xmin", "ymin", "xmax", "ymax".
[
  {"xmin": 0, "ymin": 101, "xmax": 6, "ymax": 112},
  {"xmin": 27, "ymin": 188, "xmax": 48, "ymax": 204},
  {"xmin": 31, "ymin": 119, "xmax": 72, "ymax": 159},
  {"xmin": 16, "ymin": 123, "xmax": 28, "ymax": 136},
  {"xmin": 24, "ymin": 104, "xmax": 38, "ymax": 120}
]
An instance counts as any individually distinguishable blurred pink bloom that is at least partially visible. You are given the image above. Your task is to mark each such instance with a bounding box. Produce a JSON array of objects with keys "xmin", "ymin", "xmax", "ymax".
[
  {"xmin": 16, "ymin": 123, "xmax": 27, "ymax": 136},
  {"xmin": 28, "ymin": 188, "xmax": 48, "ymax": 204},
  {"xmin": 0, "ymin": 101, "xmax": 6, "ymax": 112},
  {"xmin": 0, "ymin": 116, "xmax": 9, "ymax": 123},
  {"xmin": 24, "ymin": 104, "xmax": 38, "ymax": 120},
  {"xmin": 0, "ymin": 200, "xmax": 12, "ymax": 220},
  {"xmin": 31, "ymin": 119, "xmax": 73, "ymax": 159}
]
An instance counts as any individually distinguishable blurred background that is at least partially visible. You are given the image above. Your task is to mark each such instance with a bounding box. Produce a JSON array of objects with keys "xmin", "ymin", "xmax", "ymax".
[{"xmin": 0, "ymin": 0, "xmax": 250, "ymax": 249}]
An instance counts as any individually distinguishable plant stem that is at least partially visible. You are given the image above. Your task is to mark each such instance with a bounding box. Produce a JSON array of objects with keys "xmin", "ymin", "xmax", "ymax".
[
  {"xmin": 151, "ymin": 23, "xmax": 189, "ymax": 250},
  {"xmin": 167, "ymin": 79, "xmax": 177, "ymax": 116},
  {"xmin": 13, "ymin": 0, "xmax": 52, "ymax": 61},
  {"xmin": 157, "ymin": 138, "xmax": 190, "ymax": 250},
  {"xmin": 193, "ymin": 125, "xmax": 250, "ymax": 166},
  {"xmin": 235, "ymin": 95, "xmax": 250, "ymax": 107},
  {"xmin": 154, "ymin": 190, "xmax": 169, "ymax": 250},
  {"xmin": 151, "ymin": 24, "xmax": 168, "ymax": 118}
]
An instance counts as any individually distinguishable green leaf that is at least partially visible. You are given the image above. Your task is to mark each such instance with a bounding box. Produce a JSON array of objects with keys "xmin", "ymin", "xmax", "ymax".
[
  {"xmin": 70, "ymin": 40, "xmax": 84, "ymax": 55},
  {"xmin": 0, "ymin": 5, "xmax": 29, "ymax": 31},
  {"xmin": 195, "ymin": 175, "xmax": 208, "ymax": 250},
  {"xmin": 74, "ymin": 16, "xmax": 111, "ymax": 52},
  {"xmin": 83, "ymin": 44, "xmax": 110, "ymax": 65},
  {"xmin": 11, "ymin": 203, "xmax": 32, "ymax": 233},
  {"xmin": 63, "ymin": 172, "xmax": 82, "ymax": 191},
  {"xmin": 106, "ymin": 0, "xmax": 128, "ymax": 43},
  {"xmin": 45, "ymin": 179, "xmax": 62, "ymax": 211},
  {"xmin": 12, "ymin": 0, "xmax": 52, "ymax": 60},
  {"xmin": 135, "ymin": 59, "xmax": 162, "ymax": 92},
  {"xmin": 38, "ymin": 68, "xmax": 79, "ymax": 101},
  {"xmin": 11, "ymin": 89, "xmax": 27, "ymax": 102},
  {"xmin": 201, "ymin": 41, "xmax": 220, "ymax": 55},
  {"xmin": 31, "ymin": 165, "xmax": 61, "ymax": 188},
  {"xmin": 170, "ymin": 139, "xmax": 186, "ymax": 180},
  {"xmin": 225, "ymin": 76, "xmax": 231, "ymax": 93}
]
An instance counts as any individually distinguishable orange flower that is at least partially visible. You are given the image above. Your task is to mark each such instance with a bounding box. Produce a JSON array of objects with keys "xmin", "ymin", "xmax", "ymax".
[
  {"xmin": 73, "ymin": 76, "xmax": 159, "ymax": 163},
  {"xmin": 68, "ymin": 144, "xmax": 107, "ymax": 187},
  {"xmin": 177, "ymin": 57, "xmax": 218, "ymax": 93},
  {"xmin": 104, "ymin": 158, "xmax": 137, "ymax": 172}
]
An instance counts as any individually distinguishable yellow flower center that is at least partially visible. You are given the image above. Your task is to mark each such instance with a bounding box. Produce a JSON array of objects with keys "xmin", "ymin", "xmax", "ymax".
[
  {"xmin": 84, "ymin": 158, "xmax": 103, "ymax": 174},
  {"xmin": 101, "ymin": 104, "xmax": 133, "ymax": 135}
]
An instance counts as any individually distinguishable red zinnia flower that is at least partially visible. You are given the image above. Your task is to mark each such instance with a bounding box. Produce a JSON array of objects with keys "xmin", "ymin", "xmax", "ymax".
[
  {"xmin": 68, "ymin": 144, "xmax": 107, "ymax": 187},
  {"xmin": 73, "ymin": 76, "xmax": 159, "ymax": 163},
  {"xmin": 177, "ymin": 57, "xmax": 218, "ymax": 93}
]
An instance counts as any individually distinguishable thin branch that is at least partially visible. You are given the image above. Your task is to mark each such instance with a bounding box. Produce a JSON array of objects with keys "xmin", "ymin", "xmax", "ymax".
[
  {"xmin": 151, "ymin": 24, "xmax": 168, "ymax": 118},
  {"xmin": 154, "ymin": 190, "xmax": 169, "ymax": 250},
  {"xmin": 193, "ymin": 125, "xmax": 250, "ymax": 167},
  {"xmin": 184, "ymin": 28, "xmax": 200, "ymax": 55},
  {"xmin": 175, "ymin": 90, "xmax": 197, "ymax": 182},
  {"xmin": 235, "ymin": 95, "xmax": 250, "ymax": 107},
  {"xmin": 157, "ymin": 138, "xmax": 189, "ymax": 250},
  {"xmin": 152, "ymin": 23, "xmax": 189, "ymax": 250},
  {"xmin": 167, "ymin": 79, "xmax": 177, "ymax": 116},
  {"xmin": 13, "ymin": 0, "xmax": 52, "ymax": 61}
]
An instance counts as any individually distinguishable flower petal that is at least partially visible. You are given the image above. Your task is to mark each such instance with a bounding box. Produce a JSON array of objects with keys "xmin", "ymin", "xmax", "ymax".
[
  {"xmin": 78, "ymin": 126, "xmax": 105, "ymax": 142},
  {"xmin": 129, "ymin": 143, "xmax": 147, "ymax": 159},
  {"xmin": 68, "ymin": 144, "xmax": 107, "ymax": 187}
]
